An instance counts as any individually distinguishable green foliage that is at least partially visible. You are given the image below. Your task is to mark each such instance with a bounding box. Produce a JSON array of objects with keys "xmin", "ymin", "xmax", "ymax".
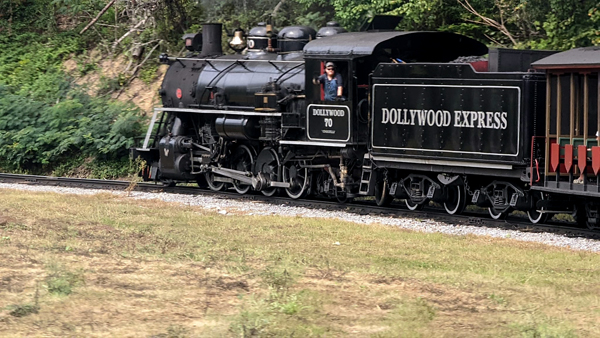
[
  {"xmin": 0, "ymin": 85, "xmax": 144, "ymax": 171},
  {"xmin": 97, "ymin": 74, "xmax": 127, "ymax": 96},
  {"xmin": 7, "ymin": 303, "xmax": 40, "ymax": 317},
  {"xmin": 200, "ymin": 0, "xmax": 334, "ymax": 33},
  {"xmin": 294, "ymin": 0, "xmax": 599, "ymax": 48},
  {"xmin": 0, "ymin": 33, "xmax": 84, "ymax": 101},
  {"xmin": 139, "ymin": 61, "xmax": 160, "ymax": 84},
  {"xmin": 45, "ymin": 262, "xmax": 84, "ymax": 296},
  {"xmin": 51, "ymin": 155, "xmax": 142, "ymax": 179},
  {"xmin": 0, "ymin": 0, "xmax": 58, "ymax": 33}
]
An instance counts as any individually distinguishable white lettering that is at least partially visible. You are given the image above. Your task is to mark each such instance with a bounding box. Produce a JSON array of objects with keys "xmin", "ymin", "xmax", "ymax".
[
  {"xmin": 454, "ymin": 111, "xmax": 461, "ymax": 127},
  {"xmin": 379, "ymin": 107, "xmax": 510, "ymax": 130},
  {"xmin": 486, "ymin": 111, "xmax": 493, "ymax": 128},
  {"xmin": 443, "ymin": 110, "xmax": 451, "ymax": 127},
  {"xmin": 410, "ymin": 109, "xmax": 417, "ymax": 125},
  {"xmin": 417, "ymin": 110, "xmax": 427, "ymax": 126},
  {"xmin": 500, "ymin": 112, "xmax": 508, "ymax": 129},
  {"xmin": 382, "ymin": 108, "xmax": 389, "ymax": 124},
  {"xmin": 477, "ymin": 111, "xmax": 485, "ymax": 128},
  {"xmin": 389, "ymin": 108, "xmax": 397, "ymax": 124}
]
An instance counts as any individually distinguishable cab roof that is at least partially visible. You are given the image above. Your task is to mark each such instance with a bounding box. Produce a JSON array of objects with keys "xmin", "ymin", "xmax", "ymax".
[
  {"xmin": 532, "ymin": 46, "xmax": 600, "ymax": 70},
  {"xmin": 303, "ymin": 31, "xmax": 488, "ymax": 62}
]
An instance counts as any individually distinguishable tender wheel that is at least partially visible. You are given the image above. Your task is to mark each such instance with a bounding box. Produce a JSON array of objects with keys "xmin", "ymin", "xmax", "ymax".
[
  {"xmin": 283, "ymin": 161, "xmax": 309, "ymax": 199},
  {"xmin": 585, "ymin": 204, "xmax": 600, "ymax": 230},
  {"xmin": 205, "ymin": 172, "xmax": 226, "ymax": 191},
  {"xmin": 405, "ymin": 198, "xmax": 425, "ymax": 211},
  {"xmin": 374, "ymin": 177, "xmax": 393, "ymax": 207},
  {"xmin": 527, "ymin": 191, "xmax": 550, "ymax": 224},
  {"xmin": 488, "ymin": 207, "xmax": 510, "ymax": 220},
  {"xmin": 443, "ymin": 184, "xmax": 466, "ymax": 215},
  {"xmin": 254, "ymin": 148, "xmax": 280, "ymax": 197},
  {"xmin": 572, "ymin": 204, "xmax": 587, "ymax": 227},
  {"xmin": 231, "ymin": 145, "xmax": 254, "ymax": 195}
]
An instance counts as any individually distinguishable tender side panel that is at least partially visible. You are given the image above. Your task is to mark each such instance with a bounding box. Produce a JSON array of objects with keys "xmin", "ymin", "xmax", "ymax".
[{"xmin": 371, "ymin": 84, "xmax": 521, "ymax": 158}]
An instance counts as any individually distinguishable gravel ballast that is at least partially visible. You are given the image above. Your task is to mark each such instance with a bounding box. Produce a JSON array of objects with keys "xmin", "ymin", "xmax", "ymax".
[{"xmin": 2, "ymin": 182, "xmax": 599, "ymax": 252}]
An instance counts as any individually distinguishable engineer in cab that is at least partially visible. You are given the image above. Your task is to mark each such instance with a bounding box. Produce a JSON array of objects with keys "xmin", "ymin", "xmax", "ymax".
[{"xmin": 313, "ymin": 62, "xmax": 344, "ymax": 101}]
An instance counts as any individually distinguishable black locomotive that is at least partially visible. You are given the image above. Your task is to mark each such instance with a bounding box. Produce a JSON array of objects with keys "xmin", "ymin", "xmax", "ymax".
[{"xmin": 132, "ymin": 17, "xmax": 600, "ymax": 227}]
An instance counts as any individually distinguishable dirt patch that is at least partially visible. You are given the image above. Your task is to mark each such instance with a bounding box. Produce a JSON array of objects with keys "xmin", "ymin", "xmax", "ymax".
[
  {"xmin": 117, "ymin": 75, "xmax": 165, "ymax": 113},
  {"xmin": 63, "ymin": 50, "xmax": 167, "ymax": 114}
]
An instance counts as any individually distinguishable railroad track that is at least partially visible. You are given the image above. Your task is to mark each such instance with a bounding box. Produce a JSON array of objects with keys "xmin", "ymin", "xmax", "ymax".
[{"xmin": 1, "ymin": 173, "xmax": 598, "ymax": 240}]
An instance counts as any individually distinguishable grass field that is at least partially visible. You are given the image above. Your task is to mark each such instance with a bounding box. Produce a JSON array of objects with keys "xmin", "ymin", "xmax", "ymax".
[{"xmin": 1, "ymin": 188, "xmax": 599, "ymax": 337}]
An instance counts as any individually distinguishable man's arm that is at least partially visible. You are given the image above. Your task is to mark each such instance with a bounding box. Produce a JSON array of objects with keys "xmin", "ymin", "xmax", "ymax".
[
  {"xmin": 313, "ymin": 74, "xmax": 325, "ymax": 85},
  {"xmin": 336, "ymin": 74, "xmax": 343, "ymax": 97}
]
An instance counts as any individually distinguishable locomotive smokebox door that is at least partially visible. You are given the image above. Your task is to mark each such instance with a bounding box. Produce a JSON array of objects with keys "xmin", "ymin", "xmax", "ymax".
[{"xmin": 255, "ymin": 93, "xmax": 278, "ymax": 111}]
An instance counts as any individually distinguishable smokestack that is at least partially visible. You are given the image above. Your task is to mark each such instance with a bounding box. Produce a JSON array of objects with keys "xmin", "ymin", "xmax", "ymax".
[{"xmin": 200, "ymin": 23, "xmax": 223, "ymax": 57}]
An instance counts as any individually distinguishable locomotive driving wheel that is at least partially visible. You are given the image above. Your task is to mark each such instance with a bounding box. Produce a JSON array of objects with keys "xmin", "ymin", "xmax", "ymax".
[
  {"xmin": 254, "ymin": 147, "xmax": 281, "ymax": 197},
  {"xmin": 283, "ymin": 160, "xmax": 309, "ymax": 199},
  {"xmin": 205, "ymin": 172, "xmax": 226, "ymax": 191},
  {"xmin": 443, "ymin": 184, "xmax": 466, "ymax": 215},
  {"xmin": 231, "ymin": 145, "xmax": 254, "ymax": 195}
]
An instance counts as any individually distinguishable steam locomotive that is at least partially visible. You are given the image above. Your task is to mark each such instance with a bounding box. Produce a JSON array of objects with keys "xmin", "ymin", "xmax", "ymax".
[{"xmin": 132, "ymin": 17, "xmax": 600, "ymax": 227}]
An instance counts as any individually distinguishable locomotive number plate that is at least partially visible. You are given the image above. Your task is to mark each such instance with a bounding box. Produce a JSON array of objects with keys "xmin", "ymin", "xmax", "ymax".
[{"xmin": 307, "ymin": 104, "xmax": 350, "ymax": 142}]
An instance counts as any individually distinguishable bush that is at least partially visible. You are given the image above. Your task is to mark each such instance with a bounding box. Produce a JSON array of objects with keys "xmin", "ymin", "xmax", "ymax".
[
  {"xmin": 0, "ymin": 85, "xmax": 144, "ymax": 172},
  {"xmin": 0, "ymin": 29, "xmax": 144, "ymax": 175}
]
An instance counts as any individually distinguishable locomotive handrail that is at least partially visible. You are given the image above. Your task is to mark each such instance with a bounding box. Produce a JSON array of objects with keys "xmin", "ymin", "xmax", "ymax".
[
  {"xmin": 274, "ymin": 63, "xmax": 304, "ymax": 85},
  {"xmin": 235, "ymin": 60, "xmax": 252, "ymax": 71},
  {"xmin": 153, "ymin": 107, "xmax": 282, "ymax": 117},
  {"xmin": 165, "ymin": 56, "xmax": 303, "ymax": 64},
  {"xmin": 268, "ymin": 61, "xmax": 282, "ymax": 72},
  {"xmin": 203, "ymin": 60, "xmax": 219, "ymax": 71},
  {"xmin": 530, "ymin": 135, "xmax": 545, "ymax": 185},
  {"xmin": 197, "ymin": 104, "xmax": 255, "ymax": 111},
  {"xmin": 199, "ymin": 61, "xmax": 239, "ymax": 103}
]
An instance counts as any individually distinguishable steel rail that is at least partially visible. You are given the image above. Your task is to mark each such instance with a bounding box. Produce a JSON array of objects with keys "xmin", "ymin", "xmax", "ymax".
[{"xmin": 0, "ymin": 173, "xmax": 598, "ymax": 239}]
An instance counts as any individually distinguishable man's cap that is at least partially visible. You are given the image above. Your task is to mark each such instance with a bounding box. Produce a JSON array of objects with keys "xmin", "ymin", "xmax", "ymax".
[
  {"xmin": 325, "ymin": 62, "xmax": 336, "ymax": 69},
  {"xmin": 596, "ymin": 130, "xmax": 599, "ymax": 137}
]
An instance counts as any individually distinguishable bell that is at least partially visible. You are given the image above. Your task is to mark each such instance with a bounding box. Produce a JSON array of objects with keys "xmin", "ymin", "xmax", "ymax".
[{"xmin": 229, "ymin": 29, "xmax": 246, "ymax": 53}]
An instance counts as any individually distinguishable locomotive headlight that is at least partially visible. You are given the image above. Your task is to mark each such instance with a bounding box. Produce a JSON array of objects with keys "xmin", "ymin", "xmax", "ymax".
[
  {"xmin": 182, "ymin": 33, "xmax": 196, "ymax": 51},
  {"xmin": 229, "ymin": 28, "xmax": 246, "ymax": 53}
]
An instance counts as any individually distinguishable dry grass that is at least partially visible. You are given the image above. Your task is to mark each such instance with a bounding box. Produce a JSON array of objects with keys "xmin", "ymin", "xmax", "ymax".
[{"xmin": 0, "ymin": 188, "xmax": 599, "ymax": 337}]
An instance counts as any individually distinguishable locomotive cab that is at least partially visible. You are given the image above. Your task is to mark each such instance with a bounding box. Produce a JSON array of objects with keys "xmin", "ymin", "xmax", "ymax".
[{"xmin": 301, "ymin": 58, "xmax": 358, "ymax": 145}]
